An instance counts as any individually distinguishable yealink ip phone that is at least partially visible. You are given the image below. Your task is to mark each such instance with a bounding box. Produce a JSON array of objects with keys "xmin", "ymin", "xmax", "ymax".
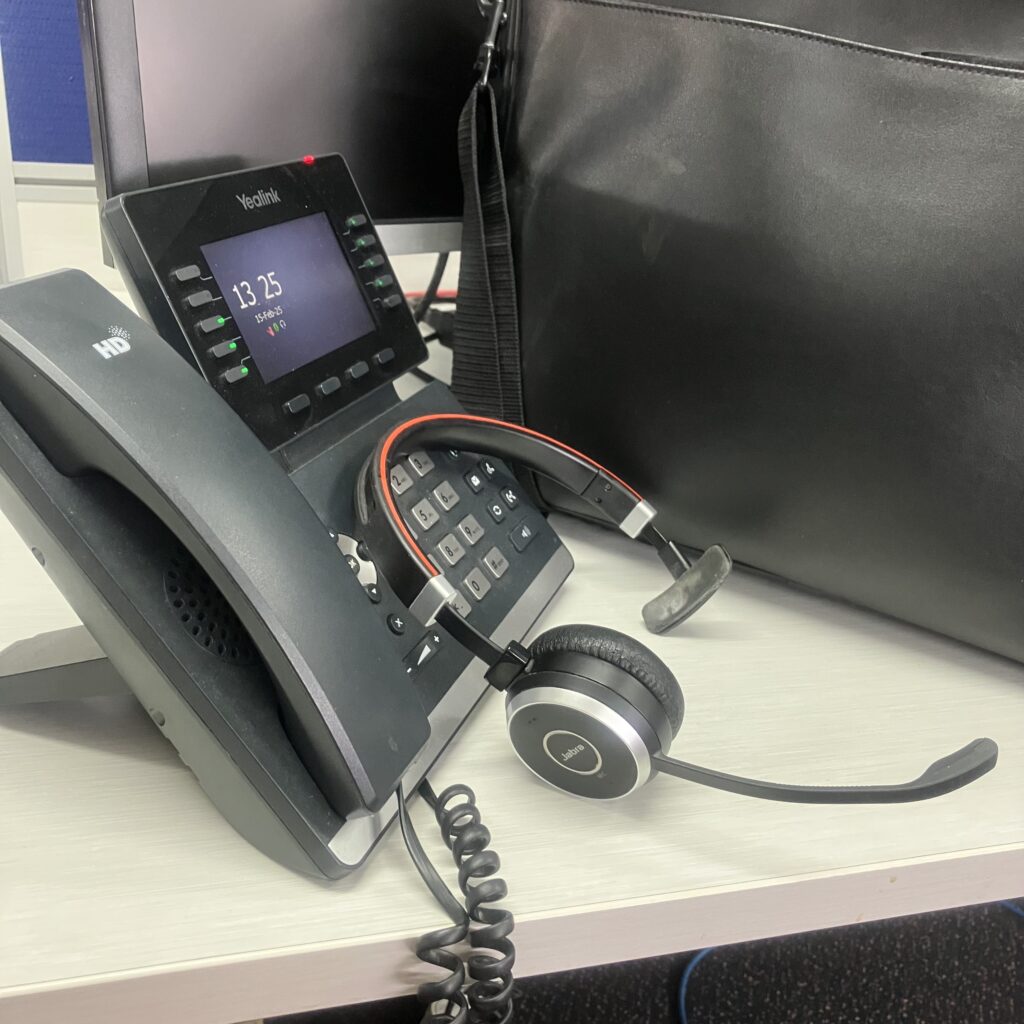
[{"xmin": 0, "ymin": 155, "xmax": 998, "ymax": 1021}]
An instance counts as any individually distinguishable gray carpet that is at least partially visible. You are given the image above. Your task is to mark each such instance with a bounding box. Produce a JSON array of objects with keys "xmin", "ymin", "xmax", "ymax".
[{"xmin": 277, "ymin": 901, "xmax": 1024, "ymax": 1024}]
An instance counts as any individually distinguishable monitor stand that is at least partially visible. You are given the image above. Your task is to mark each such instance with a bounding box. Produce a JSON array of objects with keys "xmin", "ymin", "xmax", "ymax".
[{"xmin": 0, "ymin": 626, "xmax": 127, "ymax": 706}]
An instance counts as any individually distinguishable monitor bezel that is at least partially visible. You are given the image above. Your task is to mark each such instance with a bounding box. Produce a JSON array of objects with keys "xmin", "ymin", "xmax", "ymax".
[{"xmin": 77, "ymin": 0, "xmax": 464, "ymax": 255}]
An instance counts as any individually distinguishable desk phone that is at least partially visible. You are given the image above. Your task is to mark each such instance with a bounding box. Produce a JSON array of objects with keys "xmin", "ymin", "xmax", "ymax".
[{"xmin": 0, "ymin": 155, "xmax": 571, "ymax": 878}]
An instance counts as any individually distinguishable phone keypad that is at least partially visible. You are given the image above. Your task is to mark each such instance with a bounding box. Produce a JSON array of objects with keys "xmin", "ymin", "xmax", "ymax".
[
  {"xmin": 438, "ymin": 533, "xmax": 466, "ymax": 567},
  {"xmin": 408, "ymin": 450, "xmax": 435, "ymax": 477},
  {"xmin": 411, "ymin": 498, "xmax": 440, "ymax": 531},
  {"xmin": 387, "ymin": 445, "xmax": 554, "ymax": 623},
  {"xmin": 432, "ymin": 480, "xmax": 460, "ymax": 511},
  {"xmin": 458, "ymin": 514, "xmax": 485, "ymax": 546}
]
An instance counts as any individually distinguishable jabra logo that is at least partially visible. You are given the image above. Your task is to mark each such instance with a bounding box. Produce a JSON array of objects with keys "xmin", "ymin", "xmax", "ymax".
[
  {"xmin": 560, "ymin": 744, "xmax": 585, "ymax": 762},
  {"xmin": 93, "ymin": 325, "xmax": 131, "ymax": 359},
  {"xmin": 236, "ymin": 187, "xmax": 281, "ymax": 210}
]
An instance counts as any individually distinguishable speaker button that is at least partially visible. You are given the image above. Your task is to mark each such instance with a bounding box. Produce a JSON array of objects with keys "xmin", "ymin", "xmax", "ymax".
[
  {"xmin": 543, "ymin": 731, "xmax": 602, "ymax": 775},
  {"xmin": 509, "ymin": 519, "xmax": 536, "ymax": 552},
  {"xmin": 464, "ymin": 469, "xmax": 485, "ymax": 493}
]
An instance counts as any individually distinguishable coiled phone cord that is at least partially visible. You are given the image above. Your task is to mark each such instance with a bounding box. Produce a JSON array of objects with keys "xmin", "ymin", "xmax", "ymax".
[{"xmin": 398, "ymin": 780, "xmax": 516, "ymax": 1024}]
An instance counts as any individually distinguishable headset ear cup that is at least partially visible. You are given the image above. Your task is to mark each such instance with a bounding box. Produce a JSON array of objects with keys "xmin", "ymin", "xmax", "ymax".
[{"xmin": 529, "ymin": 624, "xmax": 684, "ymax": 735}]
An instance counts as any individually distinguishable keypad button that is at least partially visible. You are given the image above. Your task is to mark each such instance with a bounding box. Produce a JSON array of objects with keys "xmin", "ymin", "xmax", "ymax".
[
  {"xmin": 433, "ymin": 480, "xmax": 460, "ymax": 511},
  {"xmin": 371, "ymin": 275, "xmax": 395, "ymax": 290},
  {"xmin": 364, "ymin": 583, "xmax": 382, "ymax": 604},
  {"xmin": 344, "ymin": 554, "xmax": 360, "ymax": 575},
  {"xmin": 509, "ymin": 519, "xmax": 537, "ymax": 552},
  {"xmin": 345, "ymin": 213, "xmax": 368, "ymax": 229},
  {"xmin": 445, "ymin": 448, "xmax": 461, "ymax": 461},
  {"xmin": 222, "ymin": 365, "xmax": 249, "ymax": 384},
  {"xmin": 346, "ymin": 361, "xmax": 370, "ymax": 382},
  {"xmin": 382, "ymin": 294, "xmax": 404, "ymax": 310},
  {"xmin": 374, "ymin": 347, "xmax": 395, "ymax": 366},
  {"xmin": 437, "ymin": 532, "xmax": 466, "ymax": 567},
  {"xmin": 486, "ymin": 500, "xmax": 506, "ymax": 524},
  {"xmin": 463, "ymin": 567, "xmax": 492, "ymax": 602},
  {"xmin": 483, "ymin": 546, "xmax": 510, "ymax": 579},
  {"xmin": 387, "ymin": 613, "xmax": 407, "ymax": 635},
  {"xmin": 172, "ymin": 264, "xmax": 201, "ymax": 284},
  {"xmin": 458, "ymin": 514, "xmax": 485, "ymax": 546},
  {"xmin": 500, "ymin": 486, "xmax": 520, "ymax": 510},
  {"xmin": 480, "ymin": 458, "xmax": 498, "ymax": 478},
  {"xmin": 450, "ymin": 591, "xmax": 473, "ymax": 618},
  {"xmin": 317, "ymin": 376, "xmax": 342, "ymax": 397},
  {"xmin": 408, "ymin": 450, "xmax": 435, "ymax": 477},
  {"xmin": 464, "ymin": 469, "xmax": 485, "ymax": 493},
  {"xmin": 411, "ymin": 498, "xmax": 440, "ymax": 531},
  {"xmin": 359, "ymin": 254, "xmax": 385, "ymax": 270},
  {"xmin": 283, "ymin": 394, "xmax": 310, "ymax": 416},
  {"xmin": 185, "ymin": 290, "xmax": 214, "ymax": 309},
  {"xmin": 353, "ymin": 234, "xmax": 377, "ymax": 250},
  {"xmin": 390, "ymin": 464, "xmax": 414, "ymax": 495}
]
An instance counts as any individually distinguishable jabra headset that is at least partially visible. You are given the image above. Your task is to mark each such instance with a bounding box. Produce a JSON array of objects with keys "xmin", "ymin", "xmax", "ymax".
[{"xmin": 358, "ymin": 413, "xmax": 998, "ymax": 804}]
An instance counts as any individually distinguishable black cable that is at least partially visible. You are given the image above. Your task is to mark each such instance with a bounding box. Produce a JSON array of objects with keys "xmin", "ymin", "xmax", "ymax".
[
  {"xmin": 415, "ymin": 253, "xmax": 451, "ymax": 322},
  {"xmin": 398, "ymin": 783, "xmax": 471, "ymax": 1023},
  {"xmin": 426, "ymin": 782, "xmax": 516, "ymax": 1024}
]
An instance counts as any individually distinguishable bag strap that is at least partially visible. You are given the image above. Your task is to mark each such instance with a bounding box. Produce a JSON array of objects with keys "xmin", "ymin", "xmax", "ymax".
[{"xmin": 451, "ymin": 6, "xmax": 525, "ymax": 424}]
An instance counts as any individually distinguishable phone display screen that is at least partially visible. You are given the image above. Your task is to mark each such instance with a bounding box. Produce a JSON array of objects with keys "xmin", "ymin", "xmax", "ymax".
[{"xmin": 201, "ymin": 212, "xmax": 375, "ymax": 383}]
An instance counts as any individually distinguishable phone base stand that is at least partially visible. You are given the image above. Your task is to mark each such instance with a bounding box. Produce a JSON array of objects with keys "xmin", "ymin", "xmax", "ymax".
[{"xmin": 0, "ymin": 626, "xmax": 127, "ymax": 706}]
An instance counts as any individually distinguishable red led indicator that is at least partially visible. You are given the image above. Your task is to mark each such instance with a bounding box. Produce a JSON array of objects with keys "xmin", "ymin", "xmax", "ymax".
[{"xmin": 302, "ymin": 154, "xmax": 316, "ymax": 166}]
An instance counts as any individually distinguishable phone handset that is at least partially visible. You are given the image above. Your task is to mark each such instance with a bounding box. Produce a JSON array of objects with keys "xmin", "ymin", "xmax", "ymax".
[{"xmin": 0, "ymin": 270, "xmax": 428, "ymax": 815}]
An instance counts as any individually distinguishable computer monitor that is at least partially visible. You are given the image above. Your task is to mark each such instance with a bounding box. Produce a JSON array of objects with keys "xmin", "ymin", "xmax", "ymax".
[{"xmin": 78, "ymin": 0, "xmax": 483, "ymax": 254}]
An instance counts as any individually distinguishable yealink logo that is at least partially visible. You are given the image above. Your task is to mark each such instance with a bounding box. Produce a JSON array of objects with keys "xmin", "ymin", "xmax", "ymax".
[
  {"xmin": 236, "ymin": 187, "xmax": 281, "ymax": 210},
  {"xmin": 93, "ymin": 325, "xmax": 131, "ymax": 360}
]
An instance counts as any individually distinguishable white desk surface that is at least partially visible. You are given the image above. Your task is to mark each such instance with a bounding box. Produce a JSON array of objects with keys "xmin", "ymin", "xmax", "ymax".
[
  {"xmin": 2, "ymin": 506, "xmax": 1024, "ymax": 1024},
  {"xmin": 2, "ymin": 208, "xmax": 1024, "ymax": 1023}
]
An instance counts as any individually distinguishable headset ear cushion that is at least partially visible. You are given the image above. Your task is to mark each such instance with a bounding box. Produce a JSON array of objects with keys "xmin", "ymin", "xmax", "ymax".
[{"xmin": 529, "ymin": 624, "xmax": 684, "ymax": 734}]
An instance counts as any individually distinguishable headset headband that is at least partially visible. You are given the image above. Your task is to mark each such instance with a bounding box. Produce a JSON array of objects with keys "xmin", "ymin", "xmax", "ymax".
[{"xmin": 361, "ymin": 414, "xmax": 732, "ymax": 663}]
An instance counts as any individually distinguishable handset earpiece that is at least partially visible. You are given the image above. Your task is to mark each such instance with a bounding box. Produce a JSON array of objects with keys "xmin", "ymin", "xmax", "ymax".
[{"xmin": 504, "ymin": 626, "xmax": 999, "ymax": 805}]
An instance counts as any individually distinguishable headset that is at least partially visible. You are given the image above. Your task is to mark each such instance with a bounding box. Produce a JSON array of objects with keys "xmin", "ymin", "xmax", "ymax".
[{"xmin": 358, "ymin": 413, "xmax": 998, "ymax": 805}]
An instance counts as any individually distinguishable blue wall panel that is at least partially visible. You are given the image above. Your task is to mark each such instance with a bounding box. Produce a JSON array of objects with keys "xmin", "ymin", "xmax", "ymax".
[{"xmin": 1, "ymin": 0, "xmax": 92, "ymax": 164}]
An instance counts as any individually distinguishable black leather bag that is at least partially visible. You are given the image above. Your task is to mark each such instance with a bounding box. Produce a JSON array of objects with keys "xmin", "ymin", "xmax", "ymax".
[{"xmin": 453, "ymin": 0, "xmax": 1024, "ymax": 662}]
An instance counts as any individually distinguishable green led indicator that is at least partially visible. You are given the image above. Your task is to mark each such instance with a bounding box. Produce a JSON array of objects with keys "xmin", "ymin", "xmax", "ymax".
[
  {"xmin": 240, "ymin": 366, "xmax": 249, "ymax": 377},
  {"xmin": 229, "ymin": 341, "xmax": 237, "ymax": 351},
  {"xmin": 217, "ymin": 316, "xmax": 226, "ymax": 326}
]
